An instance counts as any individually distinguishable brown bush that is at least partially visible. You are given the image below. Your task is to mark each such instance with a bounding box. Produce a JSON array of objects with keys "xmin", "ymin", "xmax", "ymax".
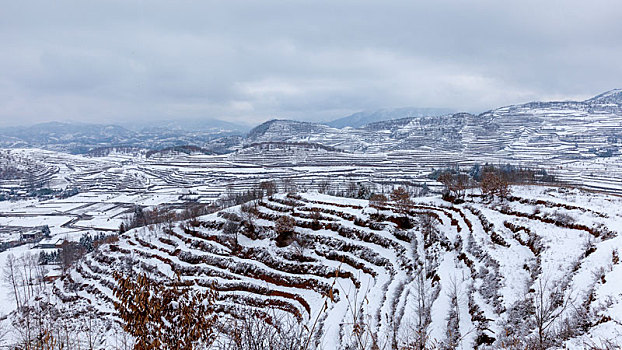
[
  {"xmin": 275, "ymin": 216, "xmax": 296, "ymax": 247},
  {"xmin": 113, "ymin": 273, "xmax": 218, "ymax": 350},
  {"xmin": 481, "ymin": 171, "xmax": 510, "ymax": 199}
]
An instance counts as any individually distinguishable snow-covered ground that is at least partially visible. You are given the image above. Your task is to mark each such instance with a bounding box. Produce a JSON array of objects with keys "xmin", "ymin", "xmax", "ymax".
[
  {"xmin": 1, "ymin": 186, "xmax": 616, "ymax": 349},
  {"xmin": 1, "ymin": 144, "xmax": 622, "ymax": 348}
]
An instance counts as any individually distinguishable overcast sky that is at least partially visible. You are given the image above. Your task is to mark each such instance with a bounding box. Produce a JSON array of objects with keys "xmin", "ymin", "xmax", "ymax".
[{"xmin": 1, "ymin": 0, "xmax": 621, "ymax": 127}]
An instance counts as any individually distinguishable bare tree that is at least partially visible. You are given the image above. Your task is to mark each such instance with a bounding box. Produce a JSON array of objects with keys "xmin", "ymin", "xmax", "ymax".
[
  {"xmin": 391, "ymin": 187, "xmax": 412, "ymax": 212},
  {"xmin": 401, "ymin": 234, "xmax": 440, "ymax": 350},
  {"xmin": 282, "ymin": 178, "xmax": 297, "ymax": 194},
  {"xmin": 346, "ymin": 181, "xmax": 359, "ymax": 198},
  {"xmin": 369, "ymin": 193, "xmax": 388, "ymax": 210},
  {"xmin": 438, "ymin": 172, "xmax": 471, "ymax": 202},
  {"xmin": 532, "ymin": 278, "xmax": 572, "ymax": 349},
  {"xmin": 3, "ymin": 253, "xmax": 21, "ymax": 309},
  {"xmin": 499, "ymin": 275, "xmax": 574, "ymax": 349},
  {"xmin": 259, "ymin": 180, "xmax": 277, "ymax": 197},
  {"xmin": 310, "ymin": 208, "xmax": 322, "ymax": 231},
  {"xmin": 402, "ymin": 268, "xmax": 438, "ymax": 350},
  {"xmin": 317, "ymin": 180, "xmax": 330, "ymax": 194},
  {"xmin": 5, "ymin": 253, "xmax": 56, "ymax": 349},
  {"xmin": 480, "ymin": 170, "xmax": 510, "ymax": 199},
  {"xmin": 216, "ymin": 308, "xmax": 307, "ymax": 350},
  {"xmin": 442, "ymin": 276, "xmax": 462, "ymax": 349},
  {"xmin": 417, "ymin": 213, "xmax": 439, "ymax": 249},
  {"xmin": 223, "ymin": 218, "xmax": 241, "ymax": 250},
  {"xmin": 59, "ymin": 241, "xmax": 86, "ymax": 276}
]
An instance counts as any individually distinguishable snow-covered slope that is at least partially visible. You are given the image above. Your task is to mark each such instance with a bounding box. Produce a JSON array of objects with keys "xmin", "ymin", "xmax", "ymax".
[
  {"xmin": 237, "ymin": 90, "xmax": 622, "ymax": 193},
  {"xmin": 50, "ymin": 187, "xmax": 622, "ymax": 349},
  {"xmin": 246, "ymin": 90, "xmax": 622, "ymax": 157}
]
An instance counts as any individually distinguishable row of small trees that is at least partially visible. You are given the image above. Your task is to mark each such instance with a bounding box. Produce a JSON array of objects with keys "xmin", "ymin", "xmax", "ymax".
[
  {"xmin": 120, "ymin": 203, "xmax": 221, "ymax": 233},
  {"xmin": 120, "ymin": 184, "xmax": 278, "ymax": 234},
  {"xmin": 434, "ymin": 164, "xmax": 558, "ymax": 203},
  {"xmin": 437, "ymin": 167, "xmax": 510, "ymax": 202}
]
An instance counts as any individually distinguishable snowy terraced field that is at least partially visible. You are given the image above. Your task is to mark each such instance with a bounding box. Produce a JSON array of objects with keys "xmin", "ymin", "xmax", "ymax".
[{"xmin": 44, "ymin": 187, "xmax": 622, "ymax": 349}]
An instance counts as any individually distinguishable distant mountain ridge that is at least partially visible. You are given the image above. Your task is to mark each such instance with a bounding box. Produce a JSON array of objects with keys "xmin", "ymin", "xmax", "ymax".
[
  {"xmin": 585, "ymin": 88, "xmax": 622, "ymax": 105},
  {"xmin": 326, "ymin": 107, "xmax": 455, "ymax": 128},
  {"xmin": 245, "ymin": 89, "xmax": 622, "ymax": 156},
  {"xmin": 247, "ymin": 119, "xmax": 333, "ymax": 142},
  {"xmin": 2, "ymin": 89, "xmax": 622, "ymax": 157},
  {"xmin": 121, "ymin": 118, "xmax": 250, "ymax": 133},
  {"xmin": 0, "ymin": 120, "xmax": 244, "ymax": 154}
]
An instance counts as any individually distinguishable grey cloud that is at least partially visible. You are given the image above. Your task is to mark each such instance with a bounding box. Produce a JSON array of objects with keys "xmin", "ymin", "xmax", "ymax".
[{"xmin": 1, "ymin": 0, "xmax": 621, "ymax": 126}]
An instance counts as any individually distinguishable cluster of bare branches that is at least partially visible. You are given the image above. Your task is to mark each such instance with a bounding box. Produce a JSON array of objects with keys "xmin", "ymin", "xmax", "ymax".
[
  {"xmin": 120, "ymin": 203, "xmax": 219, "ymax": 233},
  {"xmin": 480, "ymin": 170, "xmax": 510, "ymax": 200},
  {"xmin": 2, "ymin": 252, "xmax": 114, "ymax": 349},
  {"xmin": 437, "ymin": 172, "xmax": 471, "ymax": 202},
  {"xmin": 3, "ymin": 253, "xmax": 49, "ymax": 311},
  {"xmin": 215, "ymin": 309, "xmax": 307, "ymax": 350}
]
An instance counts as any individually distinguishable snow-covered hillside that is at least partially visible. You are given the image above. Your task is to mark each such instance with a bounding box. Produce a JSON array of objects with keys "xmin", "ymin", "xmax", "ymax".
[
  {"xmin": 247, "ymin": 90, "xmax": 622, "ymax": 158},
  {"xmin": 40, "ymin": 187, "xmax": 622, "ymax": 349}
]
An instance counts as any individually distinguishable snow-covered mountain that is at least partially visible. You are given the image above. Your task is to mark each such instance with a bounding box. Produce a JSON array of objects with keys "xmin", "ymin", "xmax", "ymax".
[
  {"xmin": 2, "ymin": 89, "xmax": 621, "ymax": 159},
  {"xmin": 326, "ymin": 107, "xmax": 455, "ymax": 129},
  {"xmin": 585, "ymin": 88, "xmax": 622, "ymax": 105},
  {"xmin": 246, "ymin": 89, "xmax": 622, "ymax": 157}
]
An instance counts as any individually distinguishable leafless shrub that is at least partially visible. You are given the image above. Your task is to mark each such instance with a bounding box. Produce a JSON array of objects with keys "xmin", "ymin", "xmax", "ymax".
[
  {"xmin": 552, "ymin": 211, "xmax": 575, "ymax": 226},
  {"xmin": 275, "ymin": 215, "xmax": 297, "ymax": 247},
  {"xmin": 216, "ymin": 309, "xmax": 307, "ymax": 350}
]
